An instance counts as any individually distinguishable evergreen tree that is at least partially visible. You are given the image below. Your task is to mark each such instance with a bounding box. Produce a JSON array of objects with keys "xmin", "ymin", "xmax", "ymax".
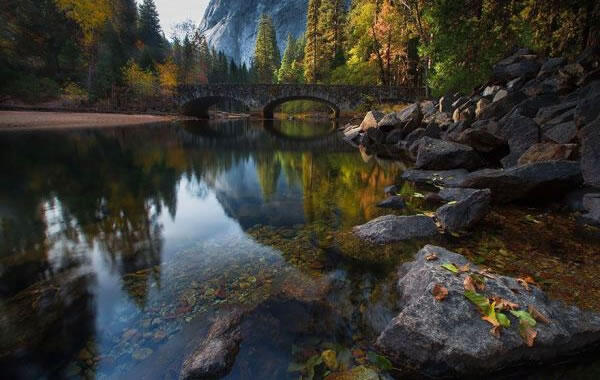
[
  {"xmin": 138, "ymin": 0, "xmax": 165, "ymax": 69},
  {"xmin": 278, "ymin": 34, "xmax": 304, "ymax": 83},
  {"xmin": 318, "ymin": 0, "xmax": 346, "ymax": 70},
  {"xmin": 304, "ymin": 0, "xmax": 321, "ymax": 83},
  {"xmin": 252, "ymin": 14, "xmax": 280, "ymax": 83}
]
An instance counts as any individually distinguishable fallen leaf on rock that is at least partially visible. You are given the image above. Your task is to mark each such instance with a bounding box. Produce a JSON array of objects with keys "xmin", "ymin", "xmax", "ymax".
[
  {"xmin": 433, "ymin": 284, "xmax": 448, "ymax": 301},
  {"xmin": 447, "ymin": 201, "xmax": 458, "ymax": 205},
  {"xmin": 478, "ymin": 268, "xmax": 497, "ymax": 280},
  {"xmin": 528, "ymin": 305, "xmax": 550, "ymax": 324},
  {"xmin": 425, "ymin": 253, "xmax": 438, "ymax": 261},
  {"xmin": 413, "ymin": 192, "xmax": 425, "ymax": 198},
  {"xmin": 457, "ymin": 263, "xmax": 471, "ymax": 273},
  {"xmin": 464, "ymin": 290, "xmax": 490, "ymax": 314},
  {"xmin": 510, "ymin": 310, "xmax": 537, "ymax": 327},
  {"xmin": 492, "ymin": 296, "xmax": 519, "ymax": 311},
  {"xmin": 464, "ymin": 276, "xmax": 476, "ymax": 292},
  {"xmin": 519, "ymin": 319, "xmax": 537, "ymax": 347},
  {"xmin": 464, "ymin": 275, "xmax": 485, "ymax": 292},
  {"xmin": 441, "ymin": 263, "xmax": 459, "ymax": 274}
]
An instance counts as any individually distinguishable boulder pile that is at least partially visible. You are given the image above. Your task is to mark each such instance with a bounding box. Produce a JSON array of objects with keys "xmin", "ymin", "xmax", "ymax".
[{"xmin": 343, "ymin": 47, "xmax": 600, "ymax": 209}]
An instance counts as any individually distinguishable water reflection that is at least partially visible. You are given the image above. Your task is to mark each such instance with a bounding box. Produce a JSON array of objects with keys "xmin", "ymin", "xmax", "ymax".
[{"xmin": 0, "ymin": 119, "xmax": 404, "ymax": 379}]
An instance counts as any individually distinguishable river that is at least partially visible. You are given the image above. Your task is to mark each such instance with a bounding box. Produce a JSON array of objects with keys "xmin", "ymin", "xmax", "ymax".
[{"xmin": 1, "ymin": 118, "xmax": 599, "ymax": 379}]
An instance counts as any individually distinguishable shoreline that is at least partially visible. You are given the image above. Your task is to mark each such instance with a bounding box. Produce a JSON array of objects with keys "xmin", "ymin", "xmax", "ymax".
[{"xmin": 0, "ymin": 110, "xmax": 188, "ymax": 131}]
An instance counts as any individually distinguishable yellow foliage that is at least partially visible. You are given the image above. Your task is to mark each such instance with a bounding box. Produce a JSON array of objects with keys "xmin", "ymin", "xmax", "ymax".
[
  {"xmin": 156, "ymin": 58, "xmax": 178, "ymax": 95},
  {"xmin": 55, "ymin": 0, "xmax": 111, "ymax": 46},
  {"xmin": 122, "ymin": 61, "xmax": 157, "ymax": 98}
]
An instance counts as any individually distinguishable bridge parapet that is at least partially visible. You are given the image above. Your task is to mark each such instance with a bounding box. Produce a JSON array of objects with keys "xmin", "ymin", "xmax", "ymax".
[{"xmin": 177, "ymin": 84, "xmax": 425, "ymax": 118}]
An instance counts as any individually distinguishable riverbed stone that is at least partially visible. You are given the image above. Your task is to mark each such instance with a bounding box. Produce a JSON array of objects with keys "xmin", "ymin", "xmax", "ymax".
[
  {"xmin": 353, "ymin": 215, "xmax": 438, "ymax": 244},
  {"xmin": 436, "ymin": 189, "xmax": 491, "ymax": 232},
  {"xmin": 456, "ymin": 160, "xmax": 583, "ymax": 203},
  {"xmin": 415, "ymin": 137, "xmax": 484, "ymax": 171},
  {"xmin": 180, "ymin": 310, "xmax": 244, "ymax": 380},
  {"xmin": 376, "ymin": 245, "xmax": 600, "ymax": 378}
]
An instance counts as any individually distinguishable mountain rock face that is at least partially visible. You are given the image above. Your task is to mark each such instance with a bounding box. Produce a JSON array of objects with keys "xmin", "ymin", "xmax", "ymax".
[{"xmin": 198, "ymin": 0, "xmax": 309, "ymax": 65}]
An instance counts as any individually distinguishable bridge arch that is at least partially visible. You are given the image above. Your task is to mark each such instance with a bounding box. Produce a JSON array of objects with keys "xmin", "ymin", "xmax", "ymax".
[
  {"xmin": 182, "ymin": 96, "xmax": 250, "ymax": 119},
  {"xmin": 262, "ymin": 96, "xmax": 340, "ymax": 119}
]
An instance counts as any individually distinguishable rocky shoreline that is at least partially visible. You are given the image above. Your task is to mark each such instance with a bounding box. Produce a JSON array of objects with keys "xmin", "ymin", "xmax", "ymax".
[{"xmin": 339, "ymin": 47, "xmax": 600, "ymax": 377}]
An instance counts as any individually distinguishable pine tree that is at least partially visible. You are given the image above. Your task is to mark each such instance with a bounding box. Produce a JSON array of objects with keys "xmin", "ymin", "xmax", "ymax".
[
  {"xmin": 138, "ymin": 0, "xmax": 165, "ymax": 68},
  {"xmin": 252, "ymin": 14, "xmax": 280, "ymax": 83},
  {"xmin": 318, "ymin": 0, "xmax": 346, "ymax": 70},
  {"xmin": 304, "ymin": 0, "xmax": 321, "ymax": 83}
]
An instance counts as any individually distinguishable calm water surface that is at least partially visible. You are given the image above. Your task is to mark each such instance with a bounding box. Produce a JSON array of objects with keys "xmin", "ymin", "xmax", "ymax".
[{"xmin": 1, "ymin": 119, "xmax": 600, "ymax": 379}]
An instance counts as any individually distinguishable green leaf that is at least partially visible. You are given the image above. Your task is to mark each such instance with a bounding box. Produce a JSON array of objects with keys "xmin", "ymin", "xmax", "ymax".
[
  {"xmin": 441, "ymin": 263, "xmax": 459, "ymax": 274},
  {"xmin": 447, "ymin": 201, "xmax": 458, "ymax": 205},
  {"xmin": 510, "ymin": 310, "xmax": 537, "ymax": 327},
  {"xmin": 464, "ymin": 290, "xmax": 490, "ymax": 314},
  {"xmin": 413, "ymin": 192, "xmax": 425, "ymax": 198},
  {"xmin": 497, "ymin": 312, "xmax": 511, "ymax": 328},
  {"xmin": 525, "ymin": 215, "xmax": 542, "ymax": 224},
  {"xmin": 367, "ymin": 351, "xmax": 393, "ymax": 371}
]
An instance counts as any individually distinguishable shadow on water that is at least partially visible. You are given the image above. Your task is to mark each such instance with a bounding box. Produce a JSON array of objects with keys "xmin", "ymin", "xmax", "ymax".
[{"xmin": 0, "ymin": 119, "xmax": 599, "ymax": 379}]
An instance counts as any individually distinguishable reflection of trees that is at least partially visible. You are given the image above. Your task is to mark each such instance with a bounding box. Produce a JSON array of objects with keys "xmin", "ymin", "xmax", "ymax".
[{"xmin": 255, "ymin": 153, "xmax": 282, "ymax": 202}]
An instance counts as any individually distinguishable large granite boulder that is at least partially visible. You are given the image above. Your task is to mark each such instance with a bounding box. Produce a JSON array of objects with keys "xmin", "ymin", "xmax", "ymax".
[
  {"xmin": 493, "ymin": 53, "xmax": 541, "ymax": 81},
  {"xmin": 517, "ymin": 143, "xmax": 577, "ymax": 165},
  {"xmin": 543, "ymin": 121, "xmax": 577, "ymax": 144},
  {"xmin": 455, "ymin": 128, "xmax": 507, "ymax": 153},
  {"xmin": 376, "ymin": 245, "xmax": 600, "ymax": 378},
  {"xmin": 478, "ymin": 90, "xmax": 528, "ymax": 121},
  {"xmin": 580, "ymin": 193, "xmax": 600, "ymax": 226},
  {"xmin": 456, "ymin": 160, "xmax": 583, "ymax": 203},
  {"xmin": 415, "ymin": 137, "xmax": 484, "ymax": 171},
  {"xmin": 353, "ymin": 215, "xmax": 438, "ymax": 244},
  {"xmin": 580, "ymin": 116, "xmax": 600, "ymax": 187},
  {"xmin": 575, "ymin": 80, "xmax": 600, "ymax": 127},
  {"xmin": 378, "ymin": 103, "xmax": 422, "ymax": 133},
  {"xmin": 180, "ymin": 310, "xmax": 244, "ymax": 380},
  {"xmin": 360, "ymin": 111, "xmax": 386, "ymax": 131},
  {"xmin": 436, "ymin": 189, "xmax": 491, "ymax": 232},
  {"xmin": 495, "ymin": 115, "xmax": 540, "ymax": 168}
]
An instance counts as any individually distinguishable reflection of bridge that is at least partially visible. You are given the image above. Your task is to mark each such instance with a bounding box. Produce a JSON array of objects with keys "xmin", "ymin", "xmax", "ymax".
[{"xmin": 177, "ymin": 84, "xmax": 425, "ymax": 119}]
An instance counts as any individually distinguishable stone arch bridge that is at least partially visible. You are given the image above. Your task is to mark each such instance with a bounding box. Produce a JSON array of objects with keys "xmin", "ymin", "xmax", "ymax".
[{"xmin": 177, "ymin": 84, "xmax": 425, "ymax": 119}]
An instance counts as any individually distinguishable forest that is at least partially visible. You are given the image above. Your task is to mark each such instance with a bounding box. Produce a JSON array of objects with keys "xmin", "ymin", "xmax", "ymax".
[{"xmin": 1, "ymin": 0, "xmax": 598, "ymax": 107}]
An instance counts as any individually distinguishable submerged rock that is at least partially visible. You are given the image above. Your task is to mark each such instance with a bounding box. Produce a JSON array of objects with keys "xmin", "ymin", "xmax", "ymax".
[
  {"xmin": 353, "ymin": 215, "xmax": 438, "ymax": 244},
  {"xmin": 456, "ymin": 160, "xmax": 582, "ymax": 203},
  {"xmin": 376, "ymin": 245, "xmax": 600, "ymax": 378},
  {"xmin": 376, "ymin": 196, "xmax": 405, "ymax": 210},
  {"xmin": 436, "ymin": 189, "xmax": 491, "ymax": 232},
  {"xmin": 401, "ymin": 169, "xmax": 469, "ymax": 188},
  {"xmin": 180, "ymin": 310, "xmax": 244, "ymax": 380}
]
